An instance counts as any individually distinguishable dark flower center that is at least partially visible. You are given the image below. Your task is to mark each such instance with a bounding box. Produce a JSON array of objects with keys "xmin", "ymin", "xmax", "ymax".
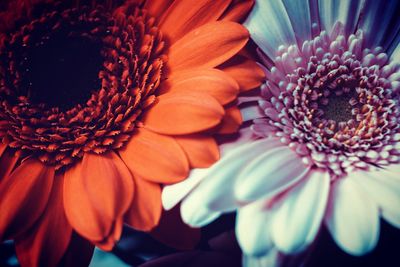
[
  {"xmin": 320, "ymin": 92, "xmax": 354, "ymax": 123},
  {"xmin": 21, "ymin": 33, "xmax": 103, "ymax": 110}
]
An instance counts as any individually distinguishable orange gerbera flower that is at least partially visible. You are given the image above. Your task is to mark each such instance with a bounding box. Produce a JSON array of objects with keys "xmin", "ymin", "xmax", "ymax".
[{"xmin": 0, "ymin": 0, "xmax": 264, "ymax": 266}]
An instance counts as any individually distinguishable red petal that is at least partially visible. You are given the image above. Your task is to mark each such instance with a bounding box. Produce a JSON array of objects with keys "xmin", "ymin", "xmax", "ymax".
[
  {"xmin": 15, "ymin": 174, "xmax": 72, "ymax": 267},
  {"xmin": 220, "ymin": 0, "xmax": 254, "ymax": 22},
  {"xmin": 175, "ymin": 135, "xmax": 220, "ymax": 168},
  {"xmin": 95, "ymin": 218, "xmax": 124, "ymax": 251},
  {"xmin": 0, "ymin": 158, "xmax": 54, "ymax": 241},
  {"xmin": 120, "ymin": 128, "xmax": 189, "ymax": 184},
  {"xmin": 63, "ymin": 152, "xmax": 134, "ymax": 245},
  {"xmin": 160, "ymin": 68, "xmax": 239, "ymax": 105},
  {"xmin": 125, "ymin": 177, "xmax": 162, "ymax": 231},
  {"xmin": 219, "ymin": 55, "xmax": 265, "ymax": 92},
  {"xmin": 143, "ymin": 91, "xmax": 225, "ymax": 135},
  {"xmin": 160, "ymin": 0, "xmax": 231, "ymax": 42},
  {"xmin": 0, "ymin": 148, "xmax": 19, "ymax": 182},
  {"xmin": 168, "ymin": 21, "xmax": 249, "ymax": 71}
]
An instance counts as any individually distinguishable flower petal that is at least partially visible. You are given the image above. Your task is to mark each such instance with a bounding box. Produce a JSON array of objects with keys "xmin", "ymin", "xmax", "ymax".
[
  {"xmin": 357, "ymin": 0, "xmax": 400, "ymax": 50},
  {"xmin": 184, "ymin": 138, "xmax": 283, "ymax": 213},
  {"xmin": 120, "ymin": 128, "xmax": 189, "ymax": 183},
  {"xmin": 271, "ymin": 170, "xmax": 330, "ymax": 253},
  {"xmin": 168, "ymin": 21, "xmax": 249, "ymax": 70},
  {"xmin": 235, "ymin": 146, "xmax": 310, "ymax": 202},
  {"xmin": 282, "ymin": 0, "xmax": 312, "ymax": 44},
  {"xmin": 160, "ymin": 0, "xmax": 231, "ymax": 42},
  {"xmin": 160, "ymin": 69, "xmax": 240, "ymax": 105},
  {"xmin": 318, "ymin": 0, "xmax": 364, "ymax": 36},
  {"xmin": 216, "ymin": 106, "xmax": 242, "ymax": 134},
  {"xmin": 220, "ymin": 0, "xmax": 255, "ymax": 23},
  {"xmin": 350, "ymin": 165, "xmax": 400, "ymax": 229},
  {"xmin": 219, "ymin": 55, "xmax": 265, "ymax": 92},
  {"xmin": 125, "ymin": 176, "xmax": 162, "ymax": 231},
  {"xmin": 162, "ymin": 168, "xmax": 210, "ymax": 211},
  {"xmin": 95, "ymin": 218, "xmax": 124, "ymax": 251},
  {"xmin": 143, "ymin": 91, "xmax": 225, "ymax": 135},
  {"xmin": 0, "ymin": 158, "xmax": 54, "ymax": 241},
  {"xmin": 240, "ymin": 104, "xmax": 264, "ymax": 122},
  {"xmin": 0, "ymin": 149, "xmax": 19, "ymax": 181},
  {"xmin": 144, "ymin": 1, "xmax": 173, "ymax": 18},
  {"xmin": 244, "ymin": 0, "xmax": 296, "ymax": 59},
  {"xmin": 15, "ymin": 175, "xmax": 72, "ymax": 267},
  {"xmin": 181, "ymin": 197, "xmax": 221, "ymax": 227},
  {"xmin": 175, "ymin": 134, "xmax": 219, "ymax": 168},
  {"xmin": 325, "ymin": 177, "xmax": 380, "ymax": 256},
  {"xmin": 63, "ymin": 152, "xmax": 133, "ymax": 244},
  {"xmin": 236, "ymin": 200, "xmax": 274, "ymax": 256}
]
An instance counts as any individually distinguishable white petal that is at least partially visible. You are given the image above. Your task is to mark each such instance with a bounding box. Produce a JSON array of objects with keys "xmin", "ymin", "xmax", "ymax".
[
  {"xmin": 242, "ymin": 249, "xmax": 280, "ymax": 267},
  {"xmin": 357, "ymin": 0, "xmax": 400, "ymax": 50},
  {"xmin": 241, "ymin": 105, "xmax": 265, "ymax": 122},
  {"xmin": 188, "ymin": 138, "xmax": 283, "ymax": 212},
  {"xmin": 244, "ymin": 0, "xmax": 296, "ymax": 59},
  {"xmin": 318, "ymin": 0, "xmax": 364, "ymax": 36},
  {"xmin": 180, "ymin": 198, "xmax": 221, "ymax": 227},
  {"xmin": 162, "ymin": 168, "xmax": 209, "ymax": 210},
  {"xmin": 390, "ymin": 41, "xmax": 400, "ymax": 62},
  {"xmin": 282, "ymin": 0, "xmax": 312, "ymax": 44},
  {"xmin": 382, "ymin": 209, "xmax": 400, "ymax": 229},
  {"xmin": 236, "ymin": 200, "xmax": 274, "ymax": 256},
  {"xmin": 325, "ymin": 178, "xmax": 380, "ymax": 256},
  {"xmin": 235, "ymin": 146, "xmax": 310, "ymax": 202},
  {"xmin": 350, "ymin": 164, "xmax": 400, "ymax": 229},
  {"xmin": 272, "ymin": 170, "xmax": 330, "ymax": 253}
]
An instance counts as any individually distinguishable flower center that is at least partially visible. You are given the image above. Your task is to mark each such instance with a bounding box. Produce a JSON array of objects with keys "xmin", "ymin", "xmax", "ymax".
[
  {"xmin": 255, "ymin": 22, "xmax": 400, "ymax": 176},
  {"xmin": 0, "ymin": 2, "xmax": 165, "ymax": 169},
  {"xmin": 21, "ymin": 33, "xmax": 103, "ymax": 110}
]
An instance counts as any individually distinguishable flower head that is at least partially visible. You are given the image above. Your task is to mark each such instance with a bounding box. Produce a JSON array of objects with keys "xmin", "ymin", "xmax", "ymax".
[
  {"xmin": 163, "ymin": 0, "xmax": 400, "ymax": 261},
  {"xmin": 0, "ymin": 0, "xmax": 263, "ymax": 266}
]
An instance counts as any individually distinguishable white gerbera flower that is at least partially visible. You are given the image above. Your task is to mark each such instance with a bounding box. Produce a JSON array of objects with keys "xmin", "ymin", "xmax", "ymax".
[{"xmin": 163, "ymin": 0, "xmax": 400, "ymax": 265}]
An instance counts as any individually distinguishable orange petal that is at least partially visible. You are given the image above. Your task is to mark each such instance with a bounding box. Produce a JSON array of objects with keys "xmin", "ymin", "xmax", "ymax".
[
  {"xmin": 219, "ymin": 55, "xmax": 265, "ymax": 92},
  {"xmin": 160, "ymin": 0, "xmax": 231, "ymax": 42},
  {"xmin": 220, "ymin": 0, "xmax": 254, "ymax": 22},
  {"xmin": 119, "ymin": 128, "xmax": 189, "ymax": 183},
  {"xmin": 175, "ymin": 135, "xmax": 219, "ymax": 168},
  {"xmin": 143, "ymin": 91, "xmax": 225, "ymax": 135},
  {"xmin": 15, "ymin": 174, "xmax": 72, "ymax": 267},
  {"xmin": 58, "ymin": 232, "xmax": 94, "ymax": 267},
  {"xmin": 95, "ymin": 218, "xmax": 124, "ymax": 251},
  {"xmin": 168, "ymin": 21, "xmax": 249, "ymax": 71},
  {"xmin": 216, "ymin": 106, "xmax": 242, "ymax": 134},
  {"xmin": 63, "ymin": 152, "xmax": 134, "ymax": 244},
  {"xmin": 125, "ymin": 176, "xmax": 162, "ymax": 231},
  {"xmin": 0, "ymin": 158, "xmax": 54, "ymax": 241},
  {"xmin": 151, "ymin": 205, "xmax": 201, "ymax": 250},
  {"xmin": 160, "ymin": 68, "xmax": 239, "ymax": 105},
  {"xmin": 144, "ymin": 0, "xmax": 173, "ymax": 18},
  {"xmin": 0, "ymin": 148, "xmax": 19, "ymax": 181}
]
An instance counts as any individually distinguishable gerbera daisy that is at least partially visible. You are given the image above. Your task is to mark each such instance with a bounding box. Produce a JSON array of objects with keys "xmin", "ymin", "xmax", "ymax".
[
  {"xmin": 0, "ymin": 0, "xmax": 264, "ymax": 266},
  {"xmin": 163, "ymin": 0, "xmax": 400, "ymax": 264}
]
